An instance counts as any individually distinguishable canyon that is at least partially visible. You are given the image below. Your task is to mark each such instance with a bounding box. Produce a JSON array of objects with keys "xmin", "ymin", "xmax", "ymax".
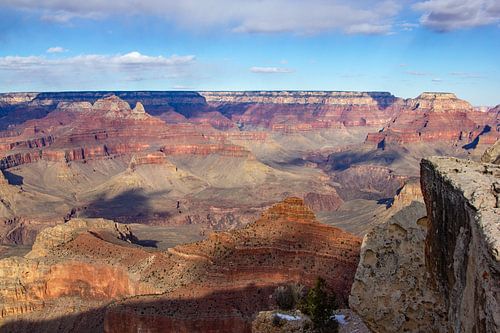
[
  {"xmin": 0, "ymin": 90, "xmax": 498, "ymax": 332},
  {"xmin": 0, "ymin": 198, "xmax": 361, "ymax": 332},
  {"xmin": 0, "ymin": 90, "xmax": 497, "ymax": 246}
]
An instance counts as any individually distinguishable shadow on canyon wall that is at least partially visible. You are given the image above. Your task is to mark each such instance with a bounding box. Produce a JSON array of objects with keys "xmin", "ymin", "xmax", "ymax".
[
  {"xmin": 325, "ymin": 147, "xmax": 403, "ymax": 171},
  {"xmin": 462, "ymin": 125, "xmax": 491, "ymax": 150},
  {"xmin": 366, "ymin": 92, "xmax": 399, "ymax": 110},
  {"xmin": 0, "ymin": 284, "xmax": 275, "ymax": 333},
  {"xmin": 2, "ymin": 170, "xmax": 24, "ymax": 185},
  {"xmin": 81, "ymin": 189, "xmax": 172, "ymax": 225}
]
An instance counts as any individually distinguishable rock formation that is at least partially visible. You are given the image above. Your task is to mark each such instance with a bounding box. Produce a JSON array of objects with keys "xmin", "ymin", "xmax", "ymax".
[
  {"xmin": 104, "ymin": 198, "xmax": 361, "ymax": 333},
  {"xmin": 421, "ymin": 157, "xmax": 499, "ymax": 333},
  {"xmin": 366, "ymin": 92, "xmax": 498, "ymax": 145},
  {"xmin": 481, "ymin": 140, "xmax": 500, "ymax": 164},
  {"xmin": 351, "ymin": 157, "xmax": 500, "ymax": 333},
  {"xmin": 0, "ymin": 90, "xmax": 497, "ymax": 246},
  {"xmin": 0, "ymin": 198, "xmax": 361, "ymax": 332}
]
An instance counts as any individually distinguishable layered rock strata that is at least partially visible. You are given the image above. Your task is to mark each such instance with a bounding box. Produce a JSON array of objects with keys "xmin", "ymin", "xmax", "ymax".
[{"xmin": 0, "ymin": 198, "xmax": 361, "ymax": 332}]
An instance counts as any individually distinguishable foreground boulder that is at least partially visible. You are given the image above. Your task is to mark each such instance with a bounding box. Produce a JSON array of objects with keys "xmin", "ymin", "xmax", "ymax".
[{"xmin": 350, "ymin": 157, "xmax": 500, "ymax": 332}]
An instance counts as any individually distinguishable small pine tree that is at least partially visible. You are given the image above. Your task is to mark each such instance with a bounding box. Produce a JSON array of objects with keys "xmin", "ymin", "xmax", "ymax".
[{"xmin": 299, "ymin": 277, "xmax": 338, "ymax": 333}]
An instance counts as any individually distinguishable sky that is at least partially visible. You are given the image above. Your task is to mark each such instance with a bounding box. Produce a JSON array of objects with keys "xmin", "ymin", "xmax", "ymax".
[{"xmin": 0, "ymin": 0, "xmax": 499, "ymax": 105}]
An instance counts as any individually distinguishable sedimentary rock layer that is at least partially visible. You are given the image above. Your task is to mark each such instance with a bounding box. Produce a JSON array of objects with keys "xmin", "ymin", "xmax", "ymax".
[{"xmin": 0, "ymin": 198, "xmax": 361, "ymax": 332}]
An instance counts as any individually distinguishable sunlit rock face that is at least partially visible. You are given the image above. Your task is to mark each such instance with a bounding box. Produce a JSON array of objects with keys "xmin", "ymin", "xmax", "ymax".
[
  {"xmin": 481, "ymin": 140, "xmax": 500, "ymax": 164},
  {"xmin": 351, "ymin": 157, "xmax": 500, "ymax": 333},
  {"xmin": 104, "ymin": 198, "xmax": 361, "ymax": 333},
  {"xmin": 366, "ymin": 92, "xmax": 499, "ymax": 145},
  {"xmin": 0, "ymin": 198, "xmax": 361, "ymax": 332}
]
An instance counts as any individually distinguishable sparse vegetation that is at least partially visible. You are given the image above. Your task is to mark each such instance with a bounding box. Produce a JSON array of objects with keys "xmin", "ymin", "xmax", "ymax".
[
  {"xmin": 299, "ymin": 277, "xmax": 338, "ymax": 333},
  {"xmin": 273, "ymin": 278, "xmax": 338, "ymax": 332},
  {"xmin": 274, "ymin": 283, "xmax": 306, "ymax": 311}
]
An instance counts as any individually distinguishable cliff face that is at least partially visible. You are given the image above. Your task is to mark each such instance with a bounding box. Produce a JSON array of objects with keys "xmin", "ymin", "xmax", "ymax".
[
  {"xmin": 365, "ymin": 92, "xmax": 498, "ymax": 145},
  {"xmin": 351, "ymin": 157, "xmax": 500, "ymax": 333},
  {"xmin": 421, "ymin": 157, "xmax": 499, "ymax": 333}
]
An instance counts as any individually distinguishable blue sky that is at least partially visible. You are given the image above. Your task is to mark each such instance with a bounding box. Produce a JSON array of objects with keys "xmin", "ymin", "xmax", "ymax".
[{"xmin": 0, "ymin": 0, "xmax": 499, "ymax": 105}]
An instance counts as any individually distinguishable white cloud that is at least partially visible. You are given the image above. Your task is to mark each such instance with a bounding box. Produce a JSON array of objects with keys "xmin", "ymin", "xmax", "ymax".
[
  {"xmin": 1, "ymin": 0, "xmax": 402, "ymax": 35},
  {"xmin": 405, "ymin": 70, "xmax": 431, "ymax": 76},
  {"xmin": 46, "ymin": 46, "xmax": 67, "ymax": 53},
  {"xmin": 399, "ymin": 22, "xmax": 419, "ymax": 31},
  {"xmin": 449, "ymin": 71, "xmax": 485, "ymax": 79},
  {"xmin": 0, "ymin": 51, "xmax": 196, "ymax": 89},
  {"xmin": 413, "ymin": 0, "xmax": 500, "ymax": 31},
  {"xmin": 250, "ymin": 66, "xmax": 294, "ymax": 74}
]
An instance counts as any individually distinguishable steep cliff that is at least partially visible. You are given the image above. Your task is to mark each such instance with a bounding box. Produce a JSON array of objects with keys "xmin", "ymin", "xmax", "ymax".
[
  {"xmin": 421, "ymin": 157, "xmax": 499, "ymax": 333},
  {"xmin": 365, "ymin": 92, "xmax": 498, "ymax": 145},
  {"xmin": 351, "ymin": 157, "xmax": 500, "ymax": 333}
]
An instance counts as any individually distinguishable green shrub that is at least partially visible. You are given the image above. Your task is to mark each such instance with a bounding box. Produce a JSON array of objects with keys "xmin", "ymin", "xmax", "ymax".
[{"xmin": 299, "ymin": 277, "xmax": 338, "ymax": 333}]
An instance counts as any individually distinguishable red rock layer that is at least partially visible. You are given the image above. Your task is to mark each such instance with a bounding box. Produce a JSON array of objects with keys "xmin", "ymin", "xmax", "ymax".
[
  {"xmin": 0, "ymin": 199, "xmax": 361, "ymax": 332},
  {"xmin": 0, "ymin": 95, "xmax": 260, "ymax": 169},
  {"xmin": 366, "ymin": 94, "xmax": 498, "ymax": 145},
  {"xmin": 161, "ymin": 143, "xmax": 251, "ymax": 157},
  {"xmin": 104, "ymin": 197, "xmax": 361, "ymax": 332}
]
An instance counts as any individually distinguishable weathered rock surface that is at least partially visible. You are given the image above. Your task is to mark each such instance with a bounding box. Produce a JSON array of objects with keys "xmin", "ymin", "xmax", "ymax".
[
  {"xmin": 351, "ymin": 157, "xmax": 500, "ymax": 333},
  {"xmin": 251, "ymin": 310, "xmax": 313, "ymax": 333},
  {"xmin": 0, "ymin": 198, "xmax": 361, "ymax": 332},
  {"xmin": 421, "ymin": 157, "xmax": 499, "ymax": 333},
  {"xmin": 481, "ymin": 140, "xmax": 500, "ymax": 164},
  {"xmin": 349, "ymin": 201, "xmax": 445, "ymax": 332}
]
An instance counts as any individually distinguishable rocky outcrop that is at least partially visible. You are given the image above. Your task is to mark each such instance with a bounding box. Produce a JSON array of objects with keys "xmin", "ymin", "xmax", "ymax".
[
  {"xmin": 1, "ymin": 198, "xmax": 361, "ymax": 332},
  {"xmin": 349, "ymin": 201, "xmax": 444, "ymax": 332},
  {"xmin": 104, "ymin": 198, "xmax": 361, "ymax": 332},
  {"xmin": 406, "ymin": 92, "xmax": 472, "ymax": 112},
  {"xmin": 481, "ymin": 140, "xmax": 500, "ymax": 164},
  {"xmin": 251, "ymin": 310, "xmax": 313, "ymax": 333},
  {"xmin": 421, "ymin": 157, "xmax": 499, "ymax": 333},
  {"xmin": 351, "ymin": 157, "xmax": 500, "ymax": 333}
]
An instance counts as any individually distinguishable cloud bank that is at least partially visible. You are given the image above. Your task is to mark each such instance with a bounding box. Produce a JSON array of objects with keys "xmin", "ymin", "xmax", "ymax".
[
  {"xmin": 1, "ymin": 0, "xmax": 401, "ymax": 35},
  {"xmin": 413, "ymin": 0, "xmax": 500, "ymax": 31},
  {"xmin": 0, "ymin": 51, "xmax": 196, "ymax": 89}
]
